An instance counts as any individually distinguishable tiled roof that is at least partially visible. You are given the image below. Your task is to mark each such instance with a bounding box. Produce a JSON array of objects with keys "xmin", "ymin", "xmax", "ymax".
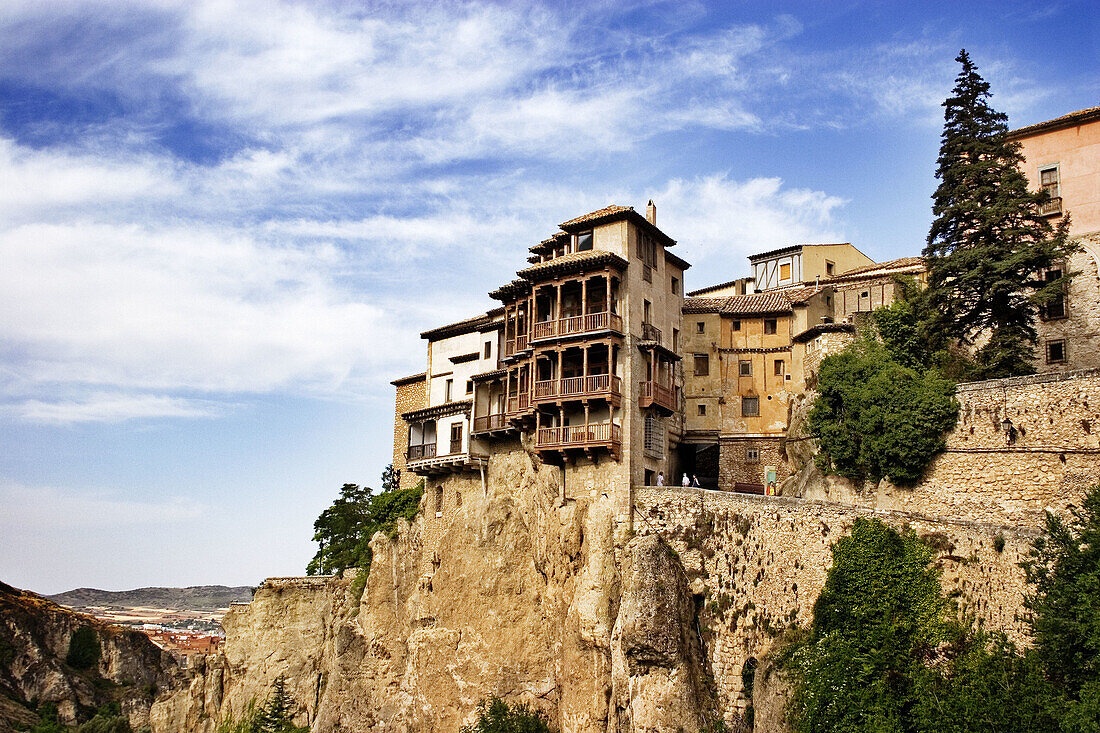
[
  {"xmin": 824, "ymin": 256, "xmax": 924, "ymax": 282},
  {"xmin": 792, "ymin": 322, "xmax": 856, "ymax": 343},
  {"xmin": 560, "ymin": 205, "xmax": 634, "ymax": 228},
  {"xmin": 557, "ymin": 204, "xmax": 677, "ymax": 246},
  {"xmin": 721, "ymin": 292, "xmax": 795, "ymax": 315},
  {"xmin": 516, "ymin": 250, "xmax": 628, "ymax": 281},
  {"xmin": 489, "ymin": 279, "xmax": 531, "ymax": 302},
  {"xmin": 420, "ymin": 312, "xmax": 495, "ymax": 341},
  {"xmin": 1008, "ymin": 106, "xmax": 1100, "ymax": 139},
  {"xmin": 664, "ymin": 249, "xmax": 691, "ymax": 271},
  {"xmin": 390, "ymin": 372, "xmax": 426, "ymax": 386},
  {"xmin": 783, "ymin": 286, "xmax": 828, "ymax": 305},
  {"xmin": 687, "ymin": 278, "xmax": 746, "ymax": 297},
  {"xmin": 682, "ymin": 297, "xmax": 729, "ymax": 314}
]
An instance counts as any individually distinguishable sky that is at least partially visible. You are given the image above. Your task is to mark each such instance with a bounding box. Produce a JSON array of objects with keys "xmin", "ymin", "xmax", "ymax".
[{"xmin": 1, "ymin": 0, "xmax": 1097, "ymax": 594}]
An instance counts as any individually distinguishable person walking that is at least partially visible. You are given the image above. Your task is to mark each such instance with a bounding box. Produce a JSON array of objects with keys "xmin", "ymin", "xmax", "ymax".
[
  {"xmin": 691, "ymin": 475, "xmax": 701, "ymax": 488},
  {"xmin": 682, "ymin": 473, "xmax": 690, "ymax": 487},
  {"xmin": 656, "ymin": 472, "xmax": 665, "ymax": 486}
]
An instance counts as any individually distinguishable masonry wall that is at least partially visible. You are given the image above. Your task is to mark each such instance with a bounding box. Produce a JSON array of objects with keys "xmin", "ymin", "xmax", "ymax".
[
  {"xmin": 393, "ymin": 376, "xmax": 427, "ymax": 491},
  {"xmin": 634, "ymin": 486, "xmax": 1039, "ymax": 726},
  {"xmin": 1036, "ymin": 235, "xmax": 1100, "ymax": 374},
  {"xmin": 719, "ymin": 436, "xmax": 787, "ymax": 489},
  {"xmin": 800, "ymin": 369, "xmax": 1100, "ymax": 527}
]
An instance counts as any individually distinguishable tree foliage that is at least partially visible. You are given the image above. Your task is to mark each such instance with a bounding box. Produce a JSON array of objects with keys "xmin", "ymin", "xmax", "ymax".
[
  {"xmin": 924, "ymin": 49, "xmax": 1075, "ymax": 378},
  {"xmin": 781, "ymin": 518, "xmax": 1061, "ymax": 733},
  {"xmin": 306, "ymin": 466, "xmax": 423, "ymax": 576},
  {"xmin": 65, "ymin": 625, "xmax": 101, "ymax": 671},
  {"xmin": 79, "ymin": 702, "xmax": 132, "ymax": 733},
  {"xmin": 461, "ymin": 697, "xmax": 553, "ymax": 733},
  {"xmin": 1023, "ymin": 486, "xmax": 1100, "ymax": 726},
  {"xmin": 216, "ymin": 677, "xmax": 308, "ymax": 733},
  {"xmin": 808, "ymin": 339, "xmax": 959, "ymax": 485}
]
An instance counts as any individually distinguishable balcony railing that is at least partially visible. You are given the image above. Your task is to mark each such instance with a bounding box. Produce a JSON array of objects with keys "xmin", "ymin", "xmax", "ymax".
[
  {"xmin": 530, "ymin": 311, "xmax": 623, "ymax": 342},
  {"xmin": 504, "ymin": 334, "xmax": 530, "ymax": 357},
  {"xmin": 533, "ymin": 374, "xmax": 622, "ymax": 402},
  {"xmin": 473, "ymin": 414, "xmax": 509, "ymax": 432},
  {"xmin": 407, "ymin": 443, "xmax": 437, "ymax": 461},
  {"xmin": 640, "ymin": 322, "xmax": 662, "ymax": 344},
  {"xmin": 506, "ymin": 393, "xmax": 531, "ymax": 414},
  {"xmin": 516, "ymin": 334, "xmax": 529, "ymax": 351},
  {"xmin": 1039, "ymin": 197, "xmax": 1063, "ymax": 216},
  {"xmin": 535, "ymin": 422, "xmax": 622, "ymax": 449},
  {"xmin": 639, "ymin": 381, "xmax": 677, "ymax": 412},
  {"xmin": 504, "ymin": 340, "xmax": 516, "ymax": 357}
]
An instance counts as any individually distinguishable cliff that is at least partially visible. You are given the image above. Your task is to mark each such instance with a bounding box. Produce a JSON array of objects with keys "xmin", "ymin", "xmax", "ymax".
[
  {"xmin": 0, "ymin": 581, "xmax": 181, "ymax": 731},
  {"xmin": 152, "ymin": 448, "xmax": 726, "ymax": 732}
]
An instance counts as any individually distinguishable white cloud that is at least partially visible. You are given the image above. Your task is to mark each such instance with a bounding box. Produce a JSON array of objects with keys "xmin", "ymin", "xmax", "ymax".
[
  {"xmin": 0, "ymin": 482, "xmax": 206, "ymax": 529},
  {"xmin": 11, "ymin": 394, "xmax": 221, "ymax": 424}
]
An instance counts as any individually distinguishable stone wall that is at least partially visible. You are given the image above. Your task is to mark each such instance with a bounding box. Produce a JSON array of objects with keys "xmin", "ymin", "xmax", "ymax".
[
  {"xmin": 795, "ymin": 369, "xmax": 1100, "ymax": 526},
  {"xmin": 392, "ymin": 375, "xmax": 427, "ymax": 492},
  {"xmin": 1036, "ymin": 235, "xmax": 1100, "ymax": 374},
  {"xmin": 719, "ymin": 436, "xmax": 787, "ymax": 489},
  {"xmin": 633, "ymin": 486, "xmax": 1039, "ymax": 727}
]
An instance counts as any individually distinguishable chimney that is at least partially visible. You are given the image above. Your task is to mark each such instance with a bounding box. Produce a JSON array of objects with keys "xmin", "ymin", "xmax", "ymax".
[{"xmin": 646, "ymin": 200, "xmax": 656, "ymax": 225}]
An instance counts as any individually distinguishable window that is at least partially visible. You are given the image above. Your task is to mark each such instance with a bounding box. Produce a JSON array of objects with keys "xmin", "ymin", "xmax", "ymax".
[
  {"xmin": 672, "ymin": 328, "xmax": 679, "ymax": 352},
  {"xmin": 746, "ymin": 448, "xmax": 760, "ymax": 462},
  {"xmin": 576, "ymin": 230, "xmax": 593, "ymax": 251},
  {"xmin": 694, "ymin": 354, "xmax": 710, "ymax": 376},
  {"xmin": 484, "ymin": 341, "xmax": 492, "ymax": 358},
  {"xmin": 671, "ymin": 276, "xmax": 680, "ymax": 295},
  {"xmin": 697, "ymin": 403, "xmax": 707, "ymax": 416},
  {"xmin": 825, "ymin": 260, "xmax": 835, "ymax": 276},
  {"xmin": 1039, "ymin": 166, "xmax": 1061, "ymax": 214},
  {"xmin": 435, "ymin": 486, "xmax": 444, "ymax": 514},
  {"xmin": 742, "ymin": 396, "xmax": 760, "ymax": 417},
  {"xmin": 643, "ymin": 299, "xmax": 651, "ymax": 324},
  {"xmin": 1041, "ymin": 268, "xmax": 1066, "ymax": 320},
  {"xmin": 644, "ymin": 415, "xmax": 664, "ymax": 458},
  {"xmin": 779, "ymin": 262, "xmax": 791, "ymax": 281},
  {"xmin": 764, "ymin": 318, "xmax": 777, "ymax": 334},
  {"xmin": 697, "ymin": 321, "xmax": 705, "ymax": 334},
  {"xmin": 1047, "ymin": 340, "xmax": 1067, "ymax": 364},
  {"xmin": 774, "ymin": 359, "xmax": 784, "ymax": 376},
  {"xmin": 739, "ymin": 360, "xmax": 752, "ymax": 377},
  {"xmin": 444, "ymin": 379, "xmax": 453, "ymax": 402},
  {"xmin": 732, "ymin": 319, "xmax": 741, "ymax": 331},
  {"xmin": 466, "ymin": 379, "xmax": 473, "ymax": 394}
]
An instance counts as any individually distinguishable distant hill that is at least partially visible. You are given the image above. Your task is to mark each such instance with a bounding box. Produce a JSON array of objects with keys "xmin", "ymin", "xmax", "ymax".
[{"xmin": 47, "ymin": 585, "xmax": 253, "ymax": 610}]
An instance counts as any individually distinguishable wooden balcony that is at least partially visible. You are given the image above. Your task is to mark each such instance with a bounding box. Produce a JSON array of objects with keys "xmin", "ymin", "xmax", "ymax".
[
  {"xmin": 503, "ymin": 334, "xmax": 531, "ymax": 358},
  {"xmin": 472, "ymin": 413, "xmax": 510, "ymax": 433},
  {"xmin": 507, "ymin": 393, "xmax": 531, "ymax": 414},
  {"xmin": 640, "ymin": 322, "xmax": 662, "ymax": 344},
  {"xmin": 530, "ymin": 311, "xmax": 623, "ymax": 342},
  {"xmin": 639, "ymin": 381, "xmax": 677, "ymax": 413},
  {"xmin": 407, "ymin": 443, "xmax": 437, "ymax": 461},
  {"xmin": 1039, "ymin": 196, "xmax": 1063, "ymax": 217},
  {"xmin": 533, "ymin": 374, "xmax": 622, "ymax": 404},
  {"xmin": 535, "ymin": 422, "xmax": 622, "ymax": 455}
]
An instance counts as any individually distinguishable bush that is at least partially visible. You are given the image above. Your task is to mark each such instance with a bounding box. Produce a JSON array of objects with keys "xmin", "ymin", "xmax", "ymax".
[
  {"xmin": 461, "ymin": 697, "xmax": 552, "ymax": 733},
  {"xmin": 79, "ymin": 702, "xmax": 132, "ymax": 733},
  {"xmin": 808, "ymin": 339, "xmax": 958, "ymax": 485},
  {"xmin": 216, "ymin": 677, "xmax": 307, "ymax": 733},
  {"xmin": 65, "ymin": 626, "xmax": 101, "ymax": 671},
  {"xmin": 30, "ymin": 702, "xmax": 67, "ymax": 733}
]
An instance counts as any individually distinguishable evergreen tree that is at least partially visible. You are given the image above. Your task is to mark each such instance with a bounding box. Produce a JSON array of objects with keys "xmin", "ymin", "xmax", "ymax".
[
  {"xmin": 381, "ymin": 462, "xmax": 399, "ymax": 492},
  {"xmin": 924, "ymin": 49, "xmax": 1074, "ymax": 378}
]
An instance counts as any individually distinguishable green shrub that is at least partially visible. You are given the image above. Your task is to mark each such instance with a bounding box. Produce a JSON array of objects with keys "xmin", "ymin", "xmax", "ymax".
[
  {"xmin": 461, "ymin": 697, "xmax": 552, "ymax": 733},
  {"xmin": 65, "ymin": 626, "xmax": 100, "ymax": 671},
  {"xmin": 79, "ymin": 702, "xmax": 131, "ymax": 733},
  {"xmin": 808, "ymin": 339, "xmax": 958, "ymax": 485},
  {"xmin": 29, "ymin": 703, "xmax": 67, "ymax": 733},
  {"xmin": 216, "ymin": 676, "xmax": 307, "ymax": 733}
]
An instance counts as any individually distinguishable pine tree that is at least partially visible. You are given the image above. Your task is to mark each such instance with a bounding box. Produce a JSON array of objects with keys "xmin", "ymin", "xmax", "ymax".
[{"xmin": 924, "ymin": 49, "xmax": 1075, "ymax": 378}]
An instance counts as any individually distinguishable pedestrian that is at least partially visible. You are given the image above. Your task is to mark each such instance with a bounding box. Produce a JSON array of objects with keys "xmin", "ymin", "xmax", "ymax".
[
  {"xmin": 656, "ymin": 471, "xmax": 665, "ymax": 486},
  {"xmin": 691, "ymin": 475, "xmax": 701, "ymax": 488},
  {"xmin": 682, "ymin": 473, "xmax": 690, "ymax": 487}
]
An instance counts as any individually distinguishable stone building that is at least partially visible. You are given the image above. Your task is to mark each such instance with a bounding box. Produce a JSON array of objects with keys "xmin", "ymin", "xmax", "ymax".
[{"xmin": 1009, "ymin": 106, "xmax": 1100, "ymax": 373}]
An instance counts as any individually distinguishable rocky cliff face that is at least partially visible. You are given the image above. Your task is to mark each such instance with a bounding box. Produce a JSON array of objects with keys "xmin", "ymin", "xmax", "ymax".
[
  {"xmin": 152, "ymin": 450, "xmax": 727, "ymax": 732},
  {"xmin": 0, "ymin": 581, "xmax": 180, "ymax": 730}
]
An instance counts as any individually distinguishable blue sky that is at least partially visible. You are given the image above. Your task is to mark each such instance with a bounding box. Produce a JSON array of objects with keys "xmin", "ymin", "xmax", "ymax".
[{"xmin": 1, "ymin": 0, "xmax": 1096, "ymax": 594}]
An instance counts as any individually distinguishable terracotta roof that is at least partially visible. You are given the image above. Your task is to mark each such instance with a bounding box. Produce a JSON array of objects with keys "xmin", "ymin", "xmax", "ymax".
[
  {"xmin": 783, "ymin": 286, "xmax": 828, "ymax": 305},
  {"xmin": 721, "ymin": 292, "xmax": 794, "ymax": 316},
  {"xmin": 516, "ymin": 250, "xmax": 628, "ymax": 281},
  {"xmin": 664, "ymin": 249, "xmax": 691, "ymax": 271},
  {"xmin": 823, "ymin": 256, "xmax": 925, "ymax": 282},
  {"xmin": 558, "ymin": 205, "xmax": 676, "ymax": 247},
  {"xmin": 390, "ymin": 372, "xmax": 426, "ymax": 387},
  {"xmin": 420, "ymin": 312, "xmax": 495, "ymax": 341},
  {"xmin": 489, "ymin": 279, "xmax": 531, "ymax": 302},
  {"xmin": 560, "ymin": 205, "xmax": 635, "ymax": 228},
  {"xmin": 748, "ymin": 244, "xmax": 803, "ymax": 261},
  {"xmin": 1008, "ymin": 106, "xmax": 1100, "ymax": 139},
  {"xmin": 682, "ymin": 297, "xmax": 729, "ymax": 314},
  {"xmin": 687, "ymin": 277, "xmax": 754, "ymax": 297}
]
